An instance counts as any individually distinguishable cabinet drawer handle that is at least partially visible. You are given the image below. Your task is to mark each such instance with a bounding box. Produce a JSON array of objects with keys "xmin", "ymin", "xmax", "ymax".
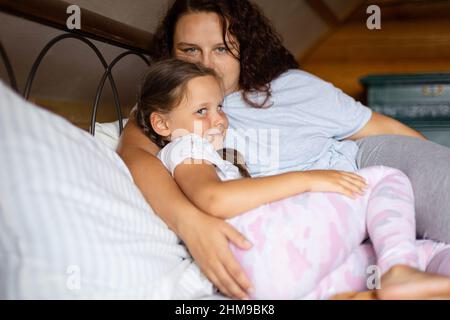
[{"xmin": 422, "ymin": 85, "xmax": 444, "ymax": 97}]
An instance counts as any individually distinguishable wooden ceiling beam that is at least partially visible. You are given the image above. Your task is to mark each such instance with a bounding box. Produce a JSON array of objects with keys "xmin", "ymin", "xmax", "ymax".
[
  {"xmin": 0, "ymin": 0, "xmax": 154, "ymax": 54},
  {"xmin": 304, "ymin": 0, "xmax": 340, "ymax": 28}
]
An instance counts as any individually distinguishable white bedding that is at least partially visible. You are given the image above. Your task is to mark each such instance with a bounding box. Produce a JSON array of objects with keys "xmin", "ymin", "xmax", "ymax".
[{"xmin": 0, "ymin": 80, "xmax": 215, "ymax": 299}]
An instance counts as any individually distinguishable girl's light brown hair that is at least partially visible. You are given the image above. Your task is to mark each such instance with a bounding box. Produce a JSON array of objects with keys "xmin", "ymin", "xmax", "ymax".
[{"xmin": 135, "ymin": 59, "xmax": 251, "ymax": 177}]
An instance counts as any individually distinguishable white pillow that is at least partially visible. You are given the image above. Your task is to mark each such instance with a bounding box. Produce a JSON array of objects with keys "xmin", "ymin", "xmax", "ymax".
[
  {"xmin": 94, "ymin": 120, "xmax": 126, "ymax": 151},
  {"xmin": 0, "ymin": 81, "xmax": 213, "ymax": 299}
]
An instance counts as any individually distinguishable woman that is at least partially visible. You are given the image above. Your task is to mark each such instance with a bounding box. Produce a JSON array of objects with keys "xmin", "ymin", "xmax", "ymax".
[{"xmin": 117, "ymin": 0, "xmax": 450, "ymax": 299}]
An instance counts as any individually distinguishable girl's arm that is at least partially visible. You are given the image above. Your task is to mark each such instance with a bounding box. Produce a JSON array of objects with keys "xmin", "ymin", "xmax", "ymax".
[
  {"xmin": 174, "ymin": 160, "xmax": 366, "ymax": 219},
  {"xmin": 116, "ymin": 118, "xmax": 253, "ymax": 300}
]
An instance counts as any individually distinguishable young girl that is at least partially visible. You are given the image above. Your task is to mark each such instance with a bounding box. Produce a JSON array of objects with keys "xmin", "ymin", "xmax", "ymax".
[{"xmin": 135, "ymin": 59, "xmax": 450, "ymax": 299}]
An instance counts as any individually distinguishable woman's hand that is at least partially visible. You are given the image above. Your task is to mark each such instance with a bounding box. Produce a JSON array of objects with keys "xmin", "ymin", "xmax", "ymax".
[
  {"xmin": 178, "ymin": 211, "xmax": 254, "ymax": 300},
  {"xmin": 303, "ymin": 170, "xmax": 368, "ymax": 199}
]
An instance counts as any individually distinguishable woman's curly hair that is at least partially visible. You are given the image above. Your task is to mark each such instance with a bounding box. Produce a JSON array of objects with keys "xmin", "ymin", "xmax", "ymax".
[{"xmin": 151, "ymin": 0, "xmax": 299, "ymax": 108}]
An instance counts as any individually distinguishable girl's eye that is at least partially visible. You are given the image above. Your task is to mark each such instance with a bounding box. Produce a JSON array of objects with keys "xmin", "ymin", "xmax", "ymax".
[{"xmin": 196, "ymin": 108, "xmax": 207, "ymax": 115}]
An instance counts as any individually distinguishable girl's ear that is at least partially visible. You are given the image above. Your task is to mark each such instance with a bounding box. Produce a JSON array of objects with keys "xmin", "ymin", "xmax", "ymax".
[{"xmin": 150, "ymin": 112, "xmax": 171, "ymax": 138}]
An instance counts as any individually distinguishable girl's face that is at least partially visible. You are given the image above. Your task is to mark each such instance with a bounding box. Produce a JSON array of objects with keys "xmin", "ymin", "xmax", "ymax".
[
  {"xmin": 173, "ymin": 12, "xmax": 241, "ymax": 96},
  {"xmin": 162, "ymin": 75, "xmax": 229, "ymax": 150}
]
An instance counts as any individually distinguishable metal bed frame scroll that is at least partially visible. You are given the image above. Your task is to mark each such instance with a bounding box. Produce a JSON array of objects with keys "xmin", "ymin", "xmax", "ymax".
[{"xmin": 0, "ymin": 0, "xmax": 153, "ymax": 135}]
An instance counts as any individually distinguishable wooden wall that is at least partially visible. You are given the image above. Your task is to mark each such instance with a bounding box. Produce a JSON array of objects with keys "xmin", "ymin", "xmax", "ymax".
[
  {"xmin": 300, "ymin": 0, "xmax": 450, "ymax": 103},
  {"xmin": 31, "ymin": 99, "xmax": 135, "ymax": 131}
]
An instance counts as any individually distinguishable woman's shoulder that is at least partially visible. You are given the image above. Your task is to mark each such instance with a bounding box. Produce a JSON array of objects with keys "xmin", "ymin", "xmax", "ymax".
[
  {"xmin": 271, "ymin": 69, "xmax": 333, "ymax": 91},
  {"xmin": 223, "ymin": 69, "xmax": 336, "ymax": 107}
]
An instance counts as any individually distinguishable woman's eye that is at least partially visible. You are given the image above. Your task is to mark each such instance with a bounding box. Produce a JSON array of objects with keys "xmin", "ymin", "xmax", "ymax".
[
  {"xmin": 217, "ymin": 105, "xmax": 224, "ymax": 112},
  {"xmin": 183, "ymin": 47, "xmax": 198, "ymax": 54},
  {"xmin": 216, "ymin": 46, "xmax": 227, "ymax": 53}
]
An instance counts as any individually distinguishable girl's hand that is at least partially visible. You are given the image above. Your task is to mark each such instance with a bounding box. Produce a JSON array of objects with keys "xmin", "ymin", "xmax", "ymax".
[
  {"xmin": 303, "ymin": 170, "xmax": 368, "ymax": 199},
  {"xmin": 178, "ymin": 211, "xmax": 254, "ymax": 300}
]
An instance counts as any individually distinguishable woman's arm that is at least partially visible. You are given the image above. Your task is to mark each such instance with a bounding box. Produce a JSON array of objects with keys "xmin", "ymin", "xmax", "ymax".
[
  {"xmin": 116, "ymin": 118, "xmax": 253, "ymax": 299},
  {"xmin": 346, "ymin": 111, "xmax": 427, "ymax": 141},
  {"xmin": 174, "ymin": 161, "xmax": 367, "ymax": 219}
]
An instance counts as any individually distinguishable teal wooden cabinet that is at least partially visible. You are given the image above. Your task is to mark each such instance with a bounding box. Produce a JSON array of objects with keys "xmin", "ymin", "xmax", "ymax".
[{"xmin": 360, "ymin": 73, "xmax": 450, "ymax": 148}]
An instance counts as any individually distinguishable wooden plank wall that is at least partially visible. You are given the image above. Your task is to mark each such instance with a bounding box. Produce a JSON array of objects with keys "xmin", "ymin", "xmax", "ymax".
[
  {"xmin": 31, "ymin": 99, "xmax": 135, "ymax": 131},
  {"xmin": 300, "ymin": 0, "xmax": 450, "ymax": 103}
]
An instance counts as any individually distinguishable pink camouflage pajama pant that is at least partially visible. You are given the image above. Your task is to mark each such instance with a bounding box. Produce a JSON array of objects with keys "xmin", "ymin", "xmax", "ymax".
[{"xmin": 227, "ymin": 165, "xmax": 450, "ymax": 299}]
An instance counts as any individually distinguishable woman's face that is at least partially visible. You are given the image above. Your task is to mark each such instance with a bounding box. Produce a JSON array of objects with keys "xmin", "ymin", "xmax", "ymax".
[{"xmin": 173, "ymin": 12, "xmax": 241, "ymax": 96}]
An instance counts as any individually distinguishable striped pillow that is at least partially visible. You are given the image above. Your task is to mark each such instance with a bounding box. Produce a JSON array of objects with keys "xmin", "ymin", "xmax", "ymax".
[{"xmin": 0, "ymin": 81, "xmax": 212, "ymax": 299}]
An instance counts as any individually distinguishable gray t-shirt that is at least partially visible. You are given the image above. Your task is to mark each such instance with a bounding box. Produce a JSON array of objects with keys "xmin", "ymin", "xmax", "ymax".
[{"xmin": 223, "ymin": 69, "xmax": 372, "ymax": 177}]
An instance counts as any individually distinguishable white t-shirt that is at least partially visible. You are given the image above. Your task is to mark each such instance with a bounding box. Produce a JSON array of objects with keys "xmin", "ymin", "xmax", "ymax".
[
  {"xmin": 157, "ymin": 133, "xmax": 242, "ymax": 181},
  {"xmin": 222, "ymin": 69, "xmax": 372, "ymax": 176}
]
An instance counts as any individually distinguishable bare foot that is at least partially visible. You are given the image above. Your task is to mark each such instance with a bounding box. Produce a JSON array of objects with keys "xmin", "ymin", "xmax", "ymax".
[
  {"xmin": 330, "ymin": 291, "xmax": 377, "ymax": 300},
  {"xmin": 377, "ymin": 264, "xmax": 450, "ymax": 300}
]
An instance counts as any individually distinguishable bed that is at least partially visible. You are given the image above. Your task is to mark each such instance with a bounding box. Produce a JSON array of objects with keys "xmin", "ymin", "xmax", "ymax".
[{"xmin": 0, "ymin": 0, "xmax": 225, "ymax": 300}]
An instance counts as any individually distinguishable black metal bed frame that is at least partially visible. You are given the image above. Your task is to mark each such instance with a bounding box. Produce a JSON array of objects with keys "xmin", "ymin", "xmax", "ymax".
[{"xmin": 0, "ymin": 1, "xmax": 152, "ymax": 136}]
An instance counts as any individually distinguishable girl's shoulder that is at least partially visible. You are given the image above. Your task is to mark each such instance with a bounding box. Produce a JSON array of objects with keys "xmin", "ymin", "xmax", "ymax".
[
  {"xmin": 157, "ymin": 133, "xmax": 225, "ymax": 176},
  {"xmin": 158, "ymin": 133, "xmax": 216, "ymax": 160},
  {"xmin": 157, "ymin": 133, "xmax": 243, "ymax": 181}
]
